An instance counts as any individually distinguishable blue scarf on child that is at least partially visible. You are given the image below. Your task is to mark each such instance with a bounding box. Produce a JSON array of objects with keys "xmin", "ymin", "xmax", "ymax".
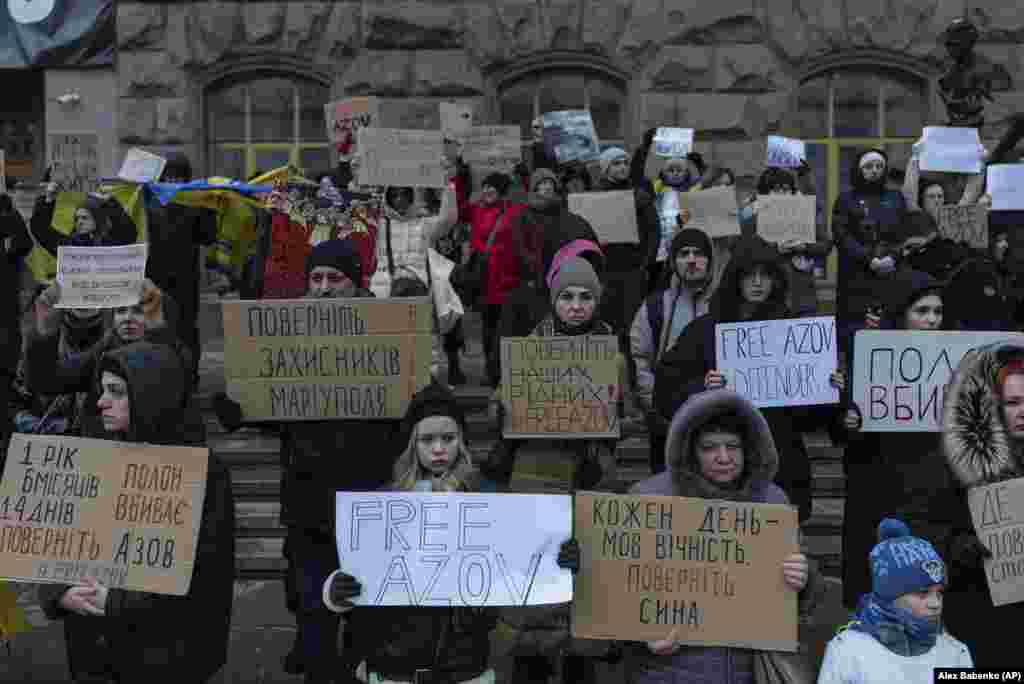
[{"xmin": 849, "ymin": 593, "xmax": 939, "ymax": 657}]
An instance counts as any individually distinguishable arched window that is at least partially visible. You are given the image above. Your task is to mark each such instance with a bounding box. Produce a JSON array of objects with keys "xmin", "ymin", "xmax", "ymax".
[
  {"xmin": 206, "ymin": 74, "xmax": 330, "ymax": 180},
  {"xmin": 497, "ymin": 57, "xmax": 628, "ymax": 153}
]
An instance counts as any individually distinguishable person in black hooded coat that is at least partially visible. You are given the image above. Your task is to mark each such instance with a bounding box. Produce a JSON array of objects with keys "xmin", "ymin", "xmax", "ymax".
[
  {"xmin": 145, "ymin": 153, "xmax": 218, "ymax": 384},
  {"xmin": 833, "ymin": 268, "xmax": 948, "ymax": 609},
  {"xmin": 653, "ymin": 235, "xmax": 814, "ymax": 522},
  {"xmin": 30, "ymin": 185, "xmax": 137, "ymax": 257},
  {"xmin": 0, "ymin": 192, "xmax": 33, "ymax": 443},
  {"xmin": 37, "ymin": 341, "xmax": 234, "ymax": 683},
  {"xmin": 832, "ymin": 148, "xmax": 907, "ymax": 355}
]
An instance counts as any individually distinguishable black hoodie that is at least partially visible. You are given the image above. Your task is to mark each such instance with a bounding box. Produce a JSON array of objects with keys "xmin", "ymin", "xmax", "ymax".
[
  {"xmin": 654, "ymin": 236, "xmax": 813, "ymax": 521},
  {"xmin": 38, "ymin": 342, "xmax": 234, "ymax": 682}
]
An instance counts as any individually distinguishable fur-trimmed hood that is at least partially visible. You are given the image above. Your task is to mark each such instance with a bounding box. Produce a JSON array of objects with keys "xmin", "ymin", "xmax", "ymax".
[
  {"xmin": 943, "ymin": 341, "xmax": 1024, "ymax": 488},
  {"xmin": 664, "ymin": 389, "xmax": 779, "ymax": 492}
]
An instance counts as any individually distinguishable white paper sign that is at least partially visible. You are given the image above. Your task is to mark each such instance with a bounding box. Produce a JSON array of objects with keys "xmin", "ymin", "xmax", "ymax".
[
  {"xmin": 766, "ymin": 136, "xmax": 806, "ymax": 169},
  {"xmin": 440, "ymin": 102, "xmax": 474, "ymax": 137},
  {"xmin": 716, "ymin": 317, "xmax": 838, "ymax": 408},
  {"xmin": 852, "ymin": 330, "xmax": 1024, "ymax": 432},
  {"xmin": 679, "ymin": 186, "xmax": 741, "ymax": 238},
  {"xmin": 987, "ymin": 164, "xmax": 1024, "ymax": 211},
  {"xmin": 754, "ymin": 194, "xmax": 817, "ymax": 244},
  {"xmin": 918, "ymin": 126, "xmax": 984, "ymax": 174},
  {"xmin": 568, "ymin": 191, "xmax": 638, "ymax": 243},
  {"xmin": 356, "ymin": 128, "xmax": 446, "ymax": 189},
  {"xmin": 459, "ymin": 125, "xmax": 522, "ymax": 172},
  {"xmin": 335, "ymin": 492, "xmax": 573, "ymax": 607},
  {"xmin": 969, "ymin": 477, "xmax": 1024, "ymax": 607},
  {"xmin": 55, "ymin": 244, "xmax": 149, "ymax": 309},
  {"xmin": 117, "ymin": 148, "xmax": 167, "ymax": 184},
  {"xmin": 654, "ymin": 128, "xmax": 694, "ymax": 159}
]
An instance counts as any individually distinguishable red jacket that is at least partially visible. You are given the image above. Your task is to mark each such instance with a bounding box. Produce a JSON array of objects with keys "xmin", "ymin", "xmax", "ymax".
[{"xmin": 457, "ymin": 183, "xmax": 526, "ymax": 305}]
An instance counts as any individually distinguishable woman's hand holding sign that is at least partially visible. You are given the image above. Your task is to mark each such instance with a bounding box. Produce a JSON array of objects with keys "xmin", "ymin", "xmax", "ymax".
[{"xmin": 704, "ymin": 370, "xmax": 727, "ymax": 390}]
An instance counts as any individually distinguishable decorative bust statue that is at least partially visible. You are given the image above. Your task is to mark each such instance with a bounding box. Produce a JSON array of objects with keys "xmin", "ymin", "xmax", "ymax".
[{"xmin": 938, "ymin": 18, "xmax": 993, "ymax": 127}]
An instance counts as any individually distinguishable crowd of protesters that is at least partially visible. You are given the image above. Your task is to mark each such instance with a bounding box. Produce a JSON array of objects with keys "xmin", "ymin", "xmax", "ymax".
[{"xmin": 0, "ymin": 105, "xmax": 1021, "ymax": 683}]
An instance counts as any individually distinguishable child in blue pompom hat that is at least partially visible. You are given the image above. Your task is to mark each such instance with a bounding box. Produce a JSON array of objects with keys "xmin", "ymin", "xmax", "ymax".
[{"xmin": 817, "ymin": 518, "xmax": 973, "ymax": 683}]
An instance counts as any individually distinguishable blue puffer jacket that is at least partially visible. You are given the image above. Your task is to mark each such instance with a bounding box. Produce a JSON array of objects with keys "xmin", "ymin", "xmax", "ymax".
[{"xmin": 624, "ymin": 390, "xmax": 823, "ymax": 684}]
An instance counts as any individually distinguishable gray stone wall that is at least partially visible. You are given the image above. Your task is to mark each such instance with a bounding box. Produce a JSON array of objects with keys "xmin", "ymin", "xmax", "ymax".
[{"xmin": 116, "ymin": 0, "xmax": 1024, "ymax": 177}]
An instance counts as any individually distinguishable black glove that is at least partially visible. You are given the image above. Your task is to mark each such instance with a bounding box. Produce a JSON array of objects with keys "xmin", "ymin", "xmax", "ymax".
[
  {"xmin": 557, "ymin": 539, "xmax": 580, "ymax": 573},
  {"xmin": 329, "ymin": 572, "xmax": 363, "ymax": 608},
  {"xmin": 642, "ymin": 127, "xmax": 657, "ymax": 148},
  {"xmin": 212, "ymin": 392, "xmax": 244, "ymax": 432},
  {"xmin": 948, "ymin": 532, "xmax": 992, "ymax": 570},
  {"xmin": 0, "ymin": 194, "xmax": 13, "ymax": 214}
]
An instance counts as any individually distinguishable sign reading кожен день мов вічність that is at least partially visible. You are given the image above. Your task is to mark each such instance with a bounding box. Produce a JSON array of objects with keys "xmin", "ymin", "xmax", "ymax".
[
  {"xmin": 572, "ymin": 492, "xmax": 799, "ymax": 649},
  {"xmin": 0, "ymin": 434, "xmax": 208, "ymax": 596},
  {"xmin": 221, "ymin": 297, "xmax": 433, "ymax": 421}
]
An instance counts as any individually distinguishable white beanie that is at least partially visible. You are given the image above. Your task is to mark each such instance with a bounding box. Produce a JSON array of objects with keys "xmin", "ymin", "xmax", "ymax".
[
  {"xmin": 859, "ymin": 151, "xmax": 886, "ymax": 170},
  {"xmin": 599, "ymin": 147, "xmax": 629, "ymax": 177}
]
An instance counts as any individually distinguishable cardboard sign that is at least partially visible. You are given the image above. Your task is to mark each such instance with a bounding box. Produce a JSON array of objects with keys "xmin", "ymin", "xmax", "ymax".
[
  {"xmin": 326, "ymin": 97, "xmax": 381, "ymax": 159},
  {"xmin": 55, "ymin": 244, "xmax": 148, "ymax": 309},
  {"xmin": 0, "ymin": 434, "xmax": 209, "ymax": 596},
  {"xmin": 936, "ymin": 204, "xmax": 989, "ymax": 248},
  {"xmin": 500, "ymin": 336, "xmax": 621, "ymax": 439},
  {"xmin": 918, "ymin": 126, "xmax": 984, "ymax": 174},
  {"xmin": 654, "ymin": 128, "xmax": 694, "ymax": 159},
  {"xmin": 766, "ymin": 136, "xmax": 806, "ymax": 169},
  {"xmin": 852, "ymin": 330, "xmax": 1024, "ymax": 432},
  {"xmin": 440, "ymin": 102, "xmax": 474, "ymax": 137},
  {"xmin": 969, "ymin": 477, "xmax": 1024, "ymax": 607},
  {"xmin": 221, "ymin": 297, "xmax": 433, "ymax": 421},
  {"xmin": 572, "ymin": 492, "xmax": 799, "ymax": 649},
  {"xmin": 49, "ymin": 133, "xmax": 99, "ymax": 193},
  {"xmin": 335, "ymin": 492, "xmax": 573, "ymax": 606},
  {"xmin": 117, "ymin": 148, "xmax": 167, "ymax": 184},
  {"xmin": 567, "ymin": 191, "xmax": 639, "ymax": 244},
  {"xmin": 679, "ymin": 186, "xmax": 741, "ymax": 238},
  {"xmin": 542, "ymin": 110, "xmax": 600, "ymax": 164},
  {"xmin": 987, "ymin": 164, "xmax": 1024, "ymax": 211},
  {"xmin": 356, "ymin": 128, "xmax": 446, "ymax": 188},
  {"xmin": 458, "ymin": 125, "xmax": 522, "ymax": 173},
  {"xmin": 754, "ymin": 194, "xmax": 816, "ymax": 244},
  {"xmin": 715, "ymin": 316, "xmax": 839, "ymax": 408}
]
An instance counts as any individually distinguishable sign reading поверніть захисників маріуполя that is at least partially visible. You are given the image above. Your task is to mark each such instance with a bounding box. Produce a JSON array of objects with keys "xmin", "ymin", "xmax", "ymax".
[
  {"xmin": 222, "ymin": 297, "xmax": 433, "ymax": 421},
  {"xmin": 0, "ymin": 434, "xmax": 208, "ymax": 596}
]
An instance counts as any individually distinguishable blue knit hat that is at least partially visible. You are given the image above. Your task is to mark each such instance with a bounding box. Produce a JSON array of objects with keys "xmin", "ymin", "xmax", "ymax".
[
  {"xmin": 305, "ymin": 238, "xmax": 362, "ymax": 285},
  {"xmin": 869, "ymin": 519, "xmax": 946, "ymax": 601}
]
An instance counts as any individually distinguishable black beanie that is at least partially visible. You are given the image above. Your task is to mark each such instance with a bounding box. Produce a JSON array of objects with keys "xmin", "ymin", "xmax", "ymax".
[
  {"xmin": 162, "ymin": 153, "xmax": 193, "ymax": 182},
  {"xmin": 401, "ymin": 381, "xmax": 467, "ymax": 437},
  {"xmin": 305, "ymin": 239, "xmax": 362, "ymax": 285},
  {"xmin": 481, "ymin": 172, "xmax": 512, "ymax": 197}
]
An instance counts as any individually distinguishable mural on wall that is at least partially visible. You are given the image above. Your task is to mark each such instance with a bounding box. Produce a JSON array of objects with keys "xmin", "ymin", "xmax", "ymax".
[{"xmin": 2, "ymin": 0, "xmax": 113, "ymax": 67}]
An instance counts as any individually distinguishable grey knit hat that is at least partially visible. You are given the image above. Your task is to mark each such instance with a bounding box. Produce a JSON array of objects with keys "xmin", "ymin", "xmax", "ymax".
[{"xmin": 549, "ymin": 257, "xmax": 602, "ymax": 308}]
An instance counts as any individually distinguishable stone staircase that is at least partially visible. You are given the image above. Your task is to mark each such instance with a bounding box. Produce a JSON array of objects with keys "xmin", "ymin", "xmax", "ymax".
[
  {"xmin": 198, "ymin": 292, "xmax": 845, "ymax": 581},
  {"xmin": 202, "ymin": 391, "xmax": 845, "ymax": 580}
]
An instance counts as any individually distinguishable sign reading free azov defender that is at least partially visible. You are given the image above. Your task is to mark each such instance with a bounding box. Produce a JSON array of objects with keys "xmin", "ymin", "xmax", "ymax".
[
  {"xmin": 0, "ymin": 434, "xmax": 208, "ymax": 596},
  {"xmin": 572, "ymin": 492, "xmax": 799, "ymax": 649},
  {"xmin": 500, "ymin": 335, "xmax": 621, "ymax": 439},
  {"xmin": 222, "ymin": 297, "xmax": 433, "ymax": 421}
]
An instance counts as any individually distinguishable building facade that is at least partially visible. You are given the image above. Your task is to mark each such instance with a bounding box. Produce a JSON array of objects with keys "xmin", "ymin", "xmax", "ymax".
[{"xmin": 18, "ymin": 1, "xmax": 1024, "ymax": 217}]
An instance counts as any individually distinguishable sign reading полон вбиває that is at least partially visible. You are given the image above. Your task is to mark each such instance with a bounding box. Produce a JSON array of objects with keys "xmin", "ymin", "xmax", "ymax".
[
  {"xmin": 852, "ymin": 330, "xmax": 1024, "ymax": 432},
  {"xmin": 0, "ymin": 434, "xmax": 208, "ymax": 596},
  {"xmin": 572, "ymin": 492, "xmax": 799, "ymax": 649},
  {"xmin": 221, "ymin": 297, "xmax": 433, "ymax": 421}
]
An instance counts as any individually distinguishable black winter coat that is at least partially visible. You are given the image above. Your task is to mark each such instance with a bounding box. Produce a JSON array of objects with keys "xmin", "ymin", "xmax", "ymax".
[
  {"xmin": 654, "ymin": 236, "xmax": 813, "ymax": 522},
  {"xmin": 38, "ymin": 342, "xmax": 234, "ymax": 682},
  {"xmin": 144, "ymin": 204, "xmax": 217, "ymax": 334},
  {"xmin": 0, "ymin": 203, "xmax": 32, "ymax": 372}
]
